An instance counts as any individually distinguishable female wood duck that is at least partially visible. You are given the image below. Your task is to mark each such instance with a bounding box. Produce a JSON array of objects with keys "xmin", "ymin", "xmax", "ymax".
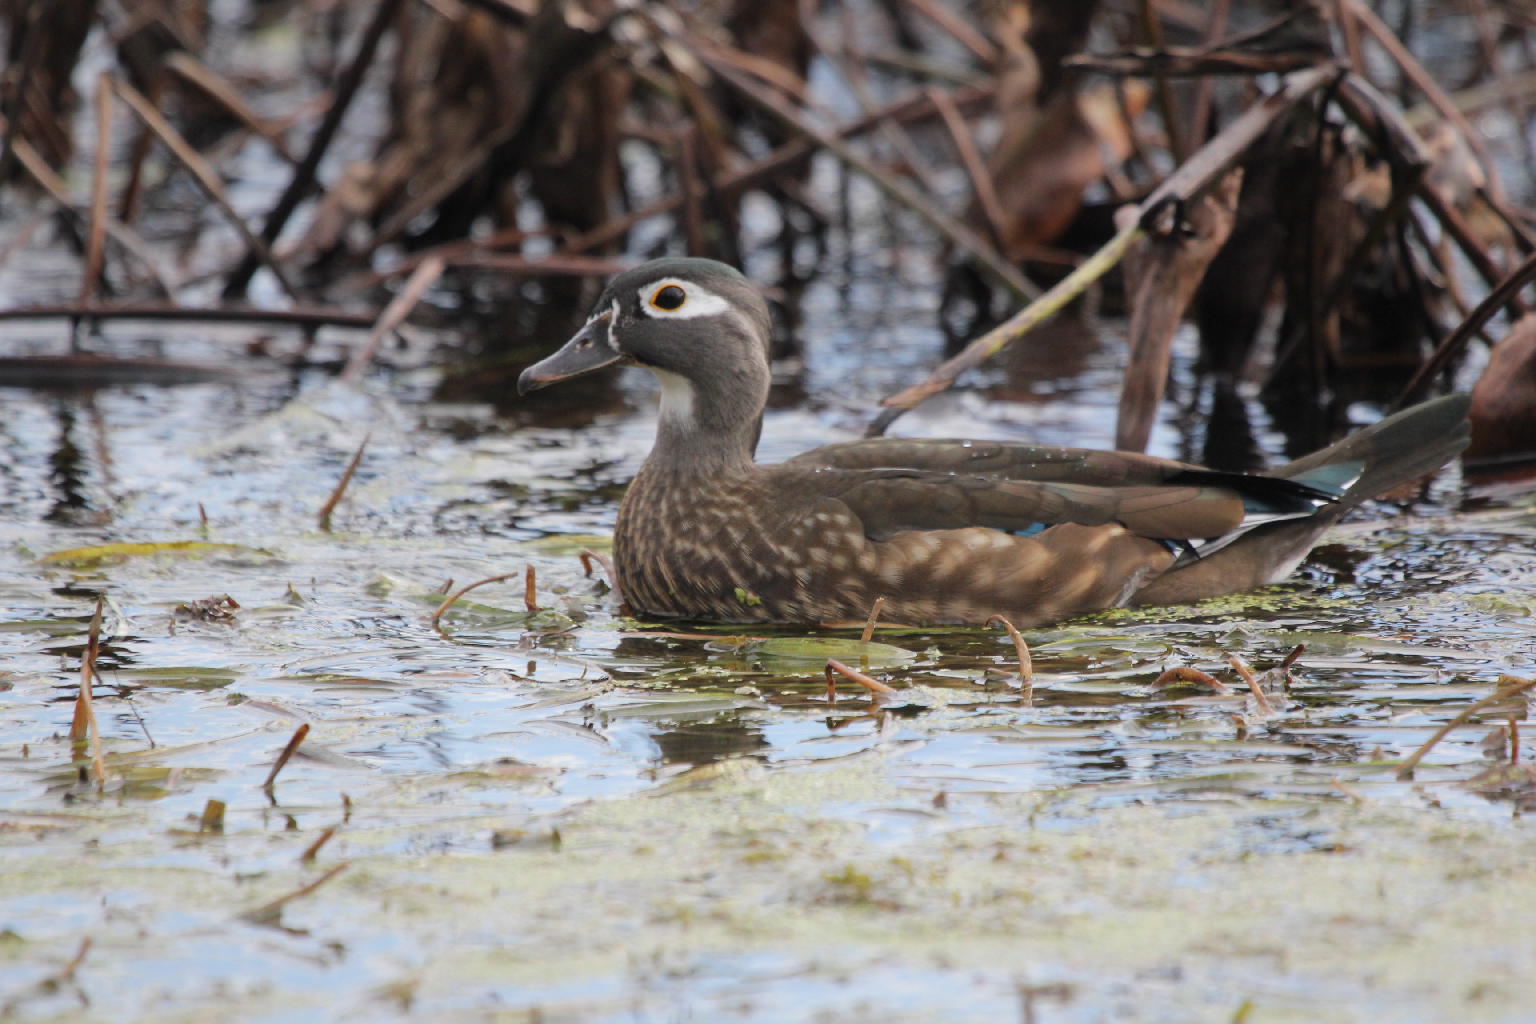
[{"xmin": 518, "ymin": 257, "xmax": 1470, "ymax": 627}]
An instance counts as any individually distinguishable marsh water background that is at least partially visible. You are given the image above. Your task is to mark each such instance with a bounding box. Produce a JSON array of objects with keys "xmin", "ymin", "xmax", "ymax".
[{"xmin": 4, "ymin": 9, "xmax": 1536, "ymax": 1023}]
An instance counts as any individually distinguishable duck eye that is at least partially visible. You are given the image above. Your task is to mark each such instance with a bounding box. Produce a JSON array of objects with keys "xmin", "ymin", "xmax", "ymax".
[{"xmin": 650, "ymin": 284, "xmax": 687, "ymax": 311}]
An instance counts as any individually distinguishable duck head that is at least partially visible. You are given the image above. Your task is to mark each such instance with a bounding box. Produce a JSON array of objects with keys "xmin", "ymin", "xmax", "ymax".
[{"xmin": 517, "ymin": 258, "xmax": 774, "ymax": 463}]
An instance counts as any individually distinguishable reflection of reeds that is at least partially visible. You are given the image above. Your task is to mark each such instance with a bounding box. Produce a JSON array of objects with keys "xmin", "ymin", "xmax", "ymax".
[{"xmin": 1, "ymin": 1, "xmax": 1534, "ymax": 447}]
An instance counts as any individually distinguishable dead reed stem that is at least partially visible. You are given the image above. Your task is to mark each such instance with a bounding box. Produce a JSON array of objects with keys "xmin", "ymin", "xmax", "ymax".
[
  {"xmin": 523, "ymin": 566, "xmax": 539, "ymax": 613},
  {"xmin": 695, "ymin": 47, "xmax": 1036, "ymax": 301},
  {"xmin": 70, "ymin": 599, "xmax": 105, "ymax": 787},
  {"xmin": 429, "ymin": 572, "xmax": 522, "ymax": 628},
  {"xmin": 340, "ymin": 256, "xmax": 445, "ymax": 382},
  {"xmin": 859, "ymin": 597, "xmax": 885, "ymax": 644},
  {"xmin": 825, "ymin": 658, "xmax": 898, "ymax": 696},
  {"xmin": 1396, "ymin": 675, "xmax": 1536, "ymax": 780},
  {"xmin": 299, "ymin": 826, "xmax": 337, "ymax": 863},
  {"xmin": 262, "ymin": 722, "xmax": 311, "ymax": 789},
  {"xmin": 0, "ymin": 303, "xmax": 376, "ymax": 327},
  {"xmin": 1394, "ymin": 250, "xmax": 1536, "ymax": 409},
  {"xmin": 112, "ymin": 76, "xmax": 301, "ymax": 300},
  {"xmin": 317, "ymin": 434, "xmax": 370, "ymax": 532},
  {"xmin": 1152, "ymin": 666, "xmax": 1232, "ymax": 694},
  {"xmin": 868, "ymin": 63, "xmax": 1339, "ymax": 435},
  {"xmin": 78, "ymin": 73, "xmax": 111, "ymax": 306},
  {"xmin": 224, "ymin": 0, "xmax": 406, "ymax": 298},
  {"xmin": 241, "ymin": 863, "xmax": 349, "ymax": 923},
  {"xmin": 985, "ymin": 614, "xmax": 1034, "ymax": 705},
  {"xmin": 1226, "ymin": 654, "xmax": 1274, "ymax": 715}
]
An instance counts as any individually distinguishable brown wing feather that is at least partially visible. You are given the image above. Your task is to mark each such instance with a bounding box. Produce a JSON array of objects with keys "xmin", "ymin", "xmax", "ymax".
[
  {"xmin": 772, "ymin": 465, "xmax": 1249, "ymax": 541},
  {"xmin": 786, "ymin": 438, "xmax": 1197, "ymax": 484}
]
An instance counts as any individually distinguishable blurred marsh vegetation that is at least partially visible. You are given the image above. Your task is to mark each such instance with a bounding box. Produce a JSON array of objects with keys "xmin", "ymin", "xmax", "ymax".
[{"xmin": 2, "ymin": 0, "xmax": 1536, "ymax": 1020}]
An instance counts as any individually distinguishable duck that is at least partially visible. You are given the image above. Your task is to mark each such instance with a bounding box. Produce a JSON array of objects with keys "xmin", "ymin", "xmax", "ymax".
[{"xmin": 517, "ymin": 257, "xmax": 1471, "ymax": 627}]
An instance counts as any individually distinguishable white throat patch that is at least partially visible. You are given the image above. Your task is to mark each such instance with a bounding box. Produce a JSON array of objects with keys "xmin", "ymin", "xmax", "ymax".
[
  {"xmin": 652, "ymin": 368, "xmax": 696, "ymax": 425},
  {"xmin": 637, "ymin": 277, "xmax": 732, "ymax": 320}
]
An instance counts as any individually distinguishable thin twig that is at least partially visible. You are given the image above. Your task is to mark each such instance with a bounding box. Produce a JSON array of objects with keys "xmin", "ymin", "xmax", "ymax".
[
  {"xmin": 429, "ymin": 573, "xmax": 522, "ymax": 628},
  {"xmin": 262, "ymin": 722, "xmax": 310, "ymax": 790},
  {"xmin": 241, "ymin": 863, "xmax": 349, "ymax": 923},
  {"xmin": 68, "ymin": 601, "xmax": 100, "ymax": 744},
  {"xmin": 523, "ymin": 565, "xmax": 539, "ymax": 613},
  {"xmin": 1141, "ymin": 0, "xmax": 1187, "ymax": 164},
  {"xmin": 0, "ymin": 302, "xmax": 374, "ymax": 328},
  {"xmin": 317, "ymin": 434, "xmax": 370, "ymax": 532},
  {"xmin": 70, "ymin": 599, "xmax": 106, "ymax": 786},
  {"xmin": 1392, "ymin": 250, "xmax": 1536, "ymax": 409},
  {"xmin": 341, "ymin": 256, "xmax": 444, "ymax": 382},
  {"xmin": 115, "ymin": 70, "xmax": 161, "ymax": 226},
  {"xmin": 900, "ymin": 0, "xmax": 998, "ymax": 64},
  {"xmin": 985, "ymin": 614, "xmax": 1034, "ymax": 704},
  {"xmin": 1152, "ymin": 665, "xmax": 1232, "ymax": 694},
  {"xmin": 675, "ymin": 128, "xmax": 706, "ymax": 256},
  {"xmin": 0, "ymin": 1, "xmax": 43, "ymax": 183},
  {"xmin": 1227, "ymin": 653, "xmax": 1274, "ymax": 715},
  {"xmin": 867, "ymin": 63, "xmax": 1339, "ymax": 435},
  {"xmin": 225, "ymin": 0, "xmax": 405, "ymax": 297},
  {"xmin": 825, "ymin": 658, "xmax": 898, "ymax": 696},
  {"xmin": 299, "ymin": 826, "xmax": 336, "ymax": 863},
  {"xmin": 868, "ymin": 219, "xmax": 1143, "ymax": 434},
  {"xmin": 0, "ymin": 116, "xmax": 174, "ymax": 295},
  {"xmin": 1186, "ymin": 0, "xmax": 1233, "ymax": 152},
  {"xmin": 111, "ymin": 76, "xmax": 301, "ymax": 300},
  {"xmin": 859, "ymin": 597, "xmax": 885, "ymax": 644},
  {"xmin": 79, "ymin": 73, "xmax": 112, "ymax": 306},
  {"xmin": 41, "ymin": 937, "xmax": 92, "ymax": 990},
  {"xmin": 1396, "ymin": 675, "xmax": 1536, "ymax": 780},
  {"xmin": 1331, "ymin": 777, "xmax": 1365, "ymax": 803},
  {"xmin": 1065, "ymin": 49, "xmax": 1322, "ymax": 76},
  {"xmin": 927, "ymin": 87, "xmax": 1007, "ymax": 249},
  {"xmin": 694, "ymin": 47, "xmax": 1037, "ymax": 300},
  {"xmin": 162, "ymin": 51, "xmax": 298, "ymax": 163},
  {"xmin": 1345, "ymin": 0, "xmax": 1507, "ymax": 202}
]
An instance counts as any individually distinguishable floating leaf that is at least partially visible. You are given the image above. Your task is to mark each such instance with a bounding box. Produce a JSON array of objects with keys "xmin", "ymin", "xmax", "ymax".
[
  {"xmin": 39, "ymin": 541, "xmax": 277, "ymax": 569},
  {"xmin": 518, "ymin": 533, "xmax": 613, "ymax": 555},
  {"xmin": 749, "ymin": 637, "xmax": 916, "ymax": 670},
  {"xmin": 0, "ymin": 618, "xmax": 85, "ymax": 637},
  {"xmin": 601, "ymin": 691, "xmax": 766, "ymax": 720},
  {"xmin": 115, "ymin": 666, "xmax": 241, "ymax": 690}
]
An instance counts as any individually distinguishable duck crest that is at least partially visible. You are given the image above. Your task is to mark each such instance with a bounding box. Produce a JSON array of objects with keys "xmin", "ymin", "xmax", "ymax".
[{"xmin": 521, "ymin": 257, "xmax": 1473, "ymax": 627}]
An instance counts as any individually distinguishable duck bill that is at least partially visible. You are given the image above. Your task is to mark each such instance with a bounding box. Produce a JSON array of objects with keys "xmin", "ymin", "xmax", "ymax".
[{"xmin": 516, "ymin": 320, "xmax": 626, "ymax": 395}]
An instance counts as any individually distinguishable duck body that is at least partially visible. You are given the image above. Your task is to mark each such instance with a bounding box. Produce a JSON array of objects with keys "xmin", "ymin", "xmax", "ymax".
[
  {"xmin": 519, "ymin": 258, "xmax": 1471, "ymax": 627},
  {"xmin": 617, "ymin": 446, "xmax": 1181, "ymax": 626}
]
